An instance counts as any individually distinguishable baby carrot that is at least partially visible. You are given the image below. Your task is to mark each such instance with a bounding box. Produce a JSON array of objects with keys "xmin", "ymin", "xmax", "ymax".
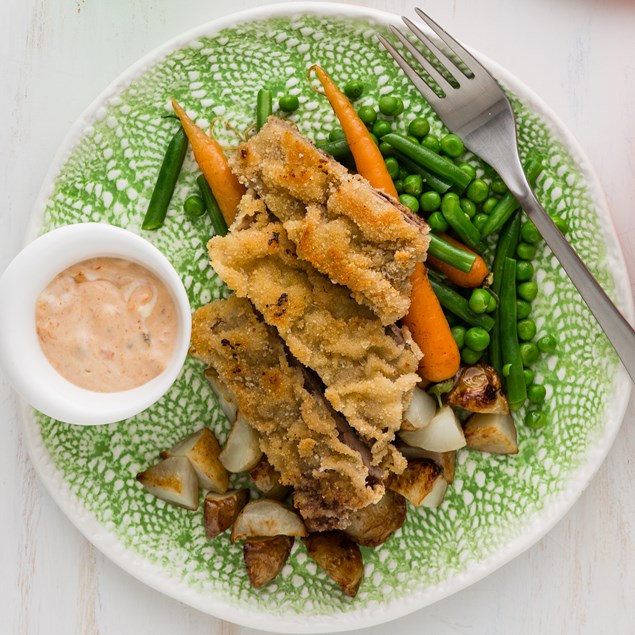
[
  {"xmin": 402, "ymin": 263, "xmax": 461, "ymax": 382},
  {"xmin": 170, "ymin": 97, "xmax": 245, "ymax": 226},
  {"xmin": 426, "ymin": 233, "xmax": 489, "ymax": 288},
  {"xmin": 309, "ymin": 65, "xmax": 398, "ymax": 198}
]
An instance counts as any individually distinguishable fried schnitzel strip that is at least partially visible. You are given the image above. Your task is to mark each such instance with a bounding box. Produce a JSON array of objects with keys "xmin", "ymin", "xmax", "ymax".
[
  {"xmin": 229, "ymin": 117, "xmax": 429, "ymax": 325},
  {"xmin": 190, "ymin": 295, "xmax": 383, "ymax": 531},
  {"xmin": 208, "ymin": 192, "xmax": 421, "ymax": 471}
]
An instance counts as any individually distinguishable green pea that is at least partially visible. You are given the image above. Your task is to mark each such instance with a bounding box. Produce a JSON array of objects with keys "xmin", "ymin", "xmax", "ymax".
[
  {"xmin": 484, "ymin": 294, "xmax": 497, "ymax": 313},
  {"xmin": 328, "ymin": 128, "xmax": 346, "ymax": 141},
  {"xmin": 552, "ymin": 215, "xmax": 569, "ymax": 234},
  {"xmin": 472, "ymin": 213, "xmax": 489, "ymax": 234},
  {"xmin": 278, "ymin": 94, "xmax": 300, "ymax": 112},
  {"xmin": 527, "ymin": 383, "xmax": 547, "ymax": 403},
  {"xmin": 458, "ymin": 162, "xmax": 476, "ymax": 180},
  {"xmin": 378, "ymin": 95, "xmax": 404, "ymax": 116},
  {"xmin": 399, "ymin": 193, "xmax": 420, "ymax": 213},
  {"xmin": 427, "ymin": 211, "xmax": 449, "ymax": 233},
  {"xmin": 517, "ymin": 318, "xmax": 537, "ymax": 341},
  {"xmin": 451, "ymin": 325, "xmax": 466, "ymax": 349},
  {"xmin": 398, "ymin": 166, "xmax": 409, "ymax": 181},
  {"xmin": 521, "ymin": 220, "xmax": 541, "ymax": 244},
  {"xmin": 464, "ymin": 327, "xmax": 490, "ymax": 351},
  {"xmin": 372, "ymin": 119, "xmax": 392, "ymax": 138},
  {"xmin": 384, "ymin": 157, "xmax": 400, "ymax": 179},
  {"xmin": 461, "ymin": 347, "xmax": 483, "ymax": 365},
  {"xmin": 466, "ymin": 178, "xmax": 489, "ymax": 203},
  {"xmin": 520, "ymin": 342, "xmax": 540, "ymax": 366},
  {"xmin": 393, "ymin": 179, "xmax": 405, "ymax": 194},
  {"xmin": 482, "ymin": 196, "xmax": 499, "ymax": 214},
  {"xmin": 491, "ymin": 177, "xmax": 507, "ymax": 194},
  {"xmin": 525, "ymin": 410, "xmax": 547, "ymax": 429},
  {"xmin": 403, "ymin": 174, "xmax": 423, "ymax": 196},
  {"xmin": 419, "ymin": 190, "xmax": 441, "ymax": 213},
  {"xmin": 439, "ymin": 133, "xmax": 464, "ymax": 158},
  {"xmin": 516, "ymin": 299, "xmax": 532, "ymax": 319},
  {"xmin": 421, "ymin": 134, "xmax": 440, "ymax": 153},
  {"xmin": 444, "ymin": 311, "xmax": 458, "ymax": 326},
  {"xmin": 468, "ymin": 288, "xmax": 492, "ymax": 314},
  {"xmin": 407, "ymin": 117, "xmax": 430, "ymax": 138},
  {"xmin": 379, "ymin": 141, "xmax": 395, "ymax": 157},
  {"xmin": 344, "ymin": 79, "xmax": 364, "ymax": 100},
  {"xmin": 537, "ymin": 335, "xmax": 557, "ymax": 352},
  {"xmin": 460, "ymin": 198, "xmax": 476, "ymax": 218},
  {"xmin": 518, "ymin": 281, "xmax": 538, "ymax": 302},
  {"xmin": 183, "ymin": 194, "xmax": 206, "ymax": 218},
  {"xmin": 517, "ymin": 242, "xmax": 537, "ymax": 260},
  {"xmin": 516, "ymin": 261, "xmax": 535, "ymax": 282},
  {"xmin": 357, "ymin": 106, "xmax": 377, "ymax": 125},
  {"xmin": 523, "ymin": 368, "xmax": 535, "ymax": 385}
]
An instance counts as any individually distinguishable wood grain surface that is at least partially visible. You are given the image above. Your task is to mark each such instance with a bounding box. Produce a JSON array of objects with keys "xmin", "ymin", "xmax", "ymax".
[{"xmin": 1, "ymin": 1, "xmax": 634, "ymax": 634}]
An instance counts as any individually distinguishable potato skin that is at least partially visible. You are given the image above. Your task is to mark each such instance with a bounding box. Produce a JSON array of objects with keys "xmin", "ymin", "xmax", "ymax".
[
  {"xmin": 303, "ymin": 531, "xmax": 363, "ymax": 597},
  {"xmin": 203, "ymin": 489, "xmax": 249, "ymax": 539},
  {"xmin": 243, "ymin": 535, "xmax": 294, "ymax": 588},
  {"xmin": 250, "ymin": 456, "xmax": 291, "ymax": 500},
  {"xmin": 343, "ymin": 490, "xmax": 407, "ymax": 547}
]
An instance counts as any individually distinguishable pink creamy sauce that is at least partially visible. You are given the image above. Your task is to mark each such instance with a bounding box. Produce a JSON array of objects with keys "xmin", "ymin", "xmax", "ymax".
[{"xmin": 35, "ymin": 257, "xmax": 178, "ymax": 392}]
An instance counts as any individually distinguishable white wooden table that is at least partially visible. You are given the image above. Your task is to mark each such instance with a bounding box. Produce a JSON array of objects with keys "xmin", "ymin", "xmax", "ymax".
[{"xmin": 2, "ymin": 1, "xmax": 634, "ymax": 633}]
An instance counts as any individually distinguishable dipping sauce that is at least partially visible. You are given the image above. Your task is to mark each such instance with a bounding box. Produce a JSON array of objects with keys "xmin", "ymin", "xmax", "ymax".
[{"xmin": 35, "ymin": 257, "xmax": 178, "ymax": 392}]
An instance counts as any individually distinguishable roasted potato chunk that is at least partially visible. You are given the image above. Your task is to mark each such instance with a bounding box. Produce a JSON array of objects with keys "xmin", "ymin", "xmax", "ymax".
[
  {"xmin": 303, "ymin": 531, "xmax": 364, "ymax": 597},
  {"xmin": 136, "ymin": 456, "xmax": 199, "ymax": 510},
  {"xmin": 243, "ymin": 535, "xmax": 294, "ymax": 588},
  {"xmin": 464, "ymin": 412, "xmax": 519, "ymax": 454},
  {"xmin": 250, "ymin": 456, "xmax": 291, "ymax": 500},
  {"xmin": 388, "ymin": 458, "xmax": 446, "ymax": 507},
  {"xmin": 231, "ymin": 499, "xmax": 307, "ymax": 542},
  {"xmin": 445, "ymin": 363, "xmax": 509, "ymax": 414},
  {"xmin": 219, "ymin": 413, "xmax": 263, "ymax": 473},
  {"xmin": 162, "ymin": 428, "xmax": 229, "ymax": 493},
  {"xmin": 397, "ymin": 446, "xmax": 456, "ymax": 484},
  {"xmin": 203, "ymin": 489, "xmax": 250, "ymax": 539},
  {"xmin": 344, "ymin": 490, "xmax": 407, "ymax": 547}
]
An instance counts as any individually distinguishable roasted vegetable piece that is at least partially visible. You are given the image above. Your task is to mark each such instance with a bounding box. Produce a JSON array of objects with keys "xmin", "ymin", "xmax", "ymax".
[
  {"xmin": 231, "ymin": 499, "xmax": 307, "ymax": 542},
  {"xmin": 203, "ymin": 489, "xmax": 250, "ymax": 539},
  {"xmin": 303, "ymin": 531, "xmax": 364, "ymax": 597},
  {"xmin": 219, "ymin": 413, "xmax": 263, "ymax": 473},
  {"xmin": 464, "ymin": 412, "xmax": 519, "ymax": 454},
  {"xmin": 244, "ymin": 535, "xmax": 294, "ymax": 588},
  {"xmin": 204, "ymin": 369, "xmax": 238, "ymax": 421},
  {"xmin": 401, "ymin": 386, "xmax": 437, "ymax": 431},
  {"xmin": 444, "ymin": 363, "xmax": 509, "ymax": 414},
  {"xmin": 161, "ymin": 428, "xmax": 229, "ymax": 493},
  {"xmin": 250, "ymin": 457, "xmax": 292, "ymax": 501},
  {"xmin": 343, "ymin": 490, "xmax": 407, "ymax": 547},
  {"xmin": 397, "ymin": 446, "xmax": 456, "ymax": 484},
  {"xmin": 388, "ymin": 458, "xmax": 447, "ymax": 507},
  {"xmin": 136, "ymin": 456, "xmax": 199, "ymax": 510},
  {"xmin": 399, "ymin": 405, "xmax": 465, "ymax": 453}
]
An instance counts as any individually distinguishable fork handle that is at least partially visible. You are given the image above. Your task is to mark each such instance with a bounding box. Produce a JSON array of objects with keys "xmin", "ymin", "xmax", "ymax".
[{"xmin": 509, "ymin": 176, "xmax": 635, "ymax": 382}]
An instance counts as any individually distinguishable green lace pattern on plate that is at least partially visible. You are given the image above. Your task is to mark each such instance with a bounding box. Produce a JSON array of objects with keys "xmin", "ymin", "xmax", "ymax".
[{"xmin": 33, "ymin": 15, "xmax": 618, "ymax": 615}]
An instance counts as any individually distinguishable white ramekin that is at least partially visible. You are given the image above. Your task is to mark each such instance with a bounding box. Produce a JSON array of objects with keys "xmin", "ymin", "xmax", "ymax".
[{"xmin": 0, "ymin": 223, "xmax": 191, "ymax": 425}]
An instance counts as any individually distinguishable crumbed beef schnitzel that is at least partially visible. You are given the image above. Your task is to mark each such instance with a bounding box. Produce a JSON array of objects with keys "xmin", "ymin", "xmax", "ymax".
[
  {"xmin": 190, "ymin": 295, "xmax": 384, "ymax": 530},
  {"xmin": 229, "ymin": 117, "xmax": 429, "ymax": 325},
  {"xmin": 208, "ymin": 192, "xmax": 421, "ymax": 472}
]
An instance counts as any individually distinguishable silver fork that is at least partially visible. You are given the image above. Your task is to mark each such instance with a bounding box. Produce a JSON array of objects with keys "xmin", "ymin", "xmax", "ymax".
[{"xmin": 378, "ymin": 8, "xmax": 635, "ymax": 382}]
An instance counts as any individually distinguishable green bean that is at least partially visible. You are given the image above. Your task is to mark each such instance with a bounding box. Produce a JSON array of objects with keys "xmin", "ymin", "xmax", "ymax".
[
  {"xmin": 142, "ymin": 126, "xmax": 188, "ymax": 230},
  {"xmin": 428, "ymin": 276, "xmax": 495, "ymax": 330},
  {"xmin": 382, "ymin": 133, "xmax": 472, "ymax": 190},
  {"xmin": 428, "ymin": 234, "xmax": 476, "ymax": 273},
  {"xmin": 480, "ymin": 157, "xmax": 543, "ymax": 237},
  {"xmin": 256, "ymin": 88, "xmax": 272, "ymax": 131},
  {"xmin": 488, "ymin": 212, "xmax": 522, "ymax": 375},
  {"xmin": 197, "ymin": 175, "xmax": 228, "ymax": 237},
  {"xmin": 391, "ymin": 150, "xmax": 452, "ymax": 193},
  {"xmin": 500, "ymin": 257, "xmax": 527, "ymax": 410},
  {"xmin": 316, "ymin": 138, "xmax": 351, "ymax": 159},
  {"xmin": 440, "ymin": 194, "xmax": 485, "ymax": 253}
]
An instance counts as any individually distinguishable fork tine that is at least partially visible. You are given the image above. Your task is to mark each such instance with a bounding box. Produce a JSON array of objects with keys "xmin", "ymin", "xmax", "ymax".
[
  {"xmin": 389, "ymin": 26, "xmax": 455, "ymax": 90},
  {"xmin": 401, "ymin": 17, "xmax": 464, "ymax": 83},
  {"xmin": 376, "ymin": 34, "xmax": 442, "ymax": 105},
  {"xmin": 414, "ymin": 7, "xmax": 489, "ymax": 78}
]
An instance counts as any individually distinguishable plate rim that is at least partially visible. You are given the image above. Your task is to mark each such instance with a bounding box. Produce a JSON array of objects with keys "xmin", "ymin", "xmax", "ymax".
[{"xmin": 18, "ymin": 2, "xmax": 634, "ymax": 633}]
